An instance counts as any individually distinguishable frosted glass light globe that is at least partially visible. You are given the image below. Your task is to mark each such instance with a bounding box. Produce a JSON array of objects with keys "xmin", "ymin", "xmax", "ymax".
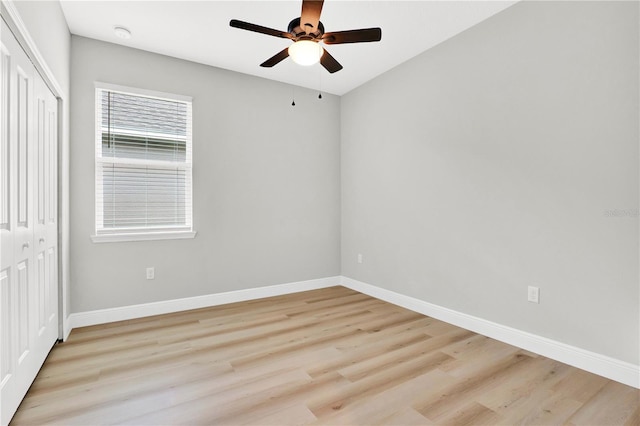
[{"xmin": 288, "ymin": 40, "xmax": 324, "ymax": 66}]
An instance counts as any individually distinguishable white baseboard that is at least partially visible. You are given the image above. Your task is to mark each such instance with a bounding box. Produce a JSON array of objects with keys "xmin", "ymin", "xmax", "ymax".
[
  {"xmin": 340, "ymin": 276, "xmax": 640, "ymax": 389},
  {"xmin": 66, "ymin": 274, "xmax": 639, "ymax": 389},
  {"xmin": 69, "ymin": 276, "xmax": 340, "ymax": 330}
]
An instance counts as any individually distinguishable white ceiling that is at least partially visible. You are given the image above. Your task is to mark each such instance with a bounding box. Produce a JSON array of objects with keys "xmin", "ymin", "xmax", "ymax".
[{"xmin": 59, "ymin": 0, "xmax": 517, "ymax": 96}]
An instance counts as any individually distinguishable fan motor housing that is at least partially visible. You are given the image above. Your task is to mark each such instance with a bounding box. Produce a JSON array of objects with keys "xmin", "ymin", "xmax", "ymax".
[{"xmin": 288, "ymin": 17, "xmax": 325, "ymax": 40}]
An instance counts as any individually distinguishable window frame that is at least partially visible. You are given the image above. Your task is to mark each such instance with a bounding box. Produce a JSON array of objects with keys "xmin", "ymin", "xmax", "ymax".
[{"xmin": 91, "ymin": 82, "xmax": 196, "ymax": 243}]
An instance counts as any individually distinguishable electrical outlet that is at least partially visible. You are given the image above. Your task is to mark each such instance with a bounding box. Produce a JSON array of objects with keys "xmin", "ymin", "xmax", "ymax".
[
  {"xmin": 146, "ymin": 267, "xmax": 155, "ymax": 280},
  {"xmin": 357, "ymin": 253, "xmax": 363, "ymax": 264},
  {"xmin": 528, "ymin": 286, "xmax": 539, "ymax": 303}
]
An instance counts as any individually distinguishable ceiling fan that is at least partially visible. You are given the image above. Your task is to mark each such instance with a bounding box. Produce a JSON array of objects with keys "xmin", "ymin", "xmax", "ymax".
[{"xmin": 229, "ymin": 0, "xmax": 382, "ymax": 73}]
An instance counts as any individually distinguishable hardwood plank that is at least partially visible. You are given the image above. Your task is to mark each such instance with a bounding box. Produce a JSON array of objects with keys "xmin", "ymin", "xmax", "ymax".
[
  {"xmin": 308, "ymin": 350, "xmax": 454, "ymax": 418},
  {"xmin": 414, "ymin": 352, "xmax": 539, "ymax": 421},
  {"xmin": 307, "ymin": 369, "xmax": 451, "ymax": 425},
  {"xmin": 435, "ymin": 401, "xmax": 502, "ymax": 426},
  {"xmin": 565, "ymin": 380, "xmax": 640, "ymax": 425},
  {"xmin": 372, "ymin": 406, "xmax": 436, "ymax": 426}
]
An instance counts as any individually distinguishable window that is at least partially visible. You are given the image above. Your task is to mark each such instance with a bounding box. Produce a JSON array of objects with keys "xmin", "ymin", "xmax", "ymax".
[{"xmin": 92, "ymin": 83, "xmax": 195, "ymax": 242}]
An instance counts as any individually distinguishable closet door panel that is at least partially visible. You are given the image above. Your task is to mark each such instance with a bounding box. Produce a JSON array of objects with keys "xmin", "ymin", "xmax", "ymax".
[
  {"xmin": 1, "ymin": 19, "xmax": 59, "ymax": 426},
  {"xmin": 0, "ymin": 46, "xmax": 9, "ymax": 231},
  {"xmin": 0, "ymin": 38, "xmax": 16, "ymax": 426},
  {"xmin": 15, "ymin": 66, "xmax": 31, "ymax": 237},
  {"xmin": 33, "ymin": 75, "xmax": 58, "ymax": 350},
  {"xmin": 0, "ymin": 268, "xmax": 13, "ymax": 396}
]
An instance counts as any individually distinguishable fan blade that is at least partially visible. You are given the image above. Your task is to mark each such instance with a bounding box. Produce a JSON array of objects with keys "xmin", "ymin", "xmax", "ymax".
[
  {"xmin": 230, "ymin": 19, "xmax": 293, "ymax": 39},
  {"xmin": 300, "ymin": 0, "xmax": 324, "ymax": 34},
  {"xmin": 323, "ymin": 28, "xmax": 382, "ymax": 44},
  {"xmin": 260, "ymin": 48, "xmax": 290, "ymax": 67},
  {"xmin": 320, "ymin": 49, "xmax": 343, "ymax": 73}
]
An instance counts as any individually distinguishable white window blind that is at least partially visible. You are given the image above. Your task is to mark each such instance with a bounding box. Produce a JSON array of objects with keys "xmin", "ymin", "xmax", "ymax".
[{"xmin": 94, "ymin": 84, "xmax": 193, "ymax": 239}]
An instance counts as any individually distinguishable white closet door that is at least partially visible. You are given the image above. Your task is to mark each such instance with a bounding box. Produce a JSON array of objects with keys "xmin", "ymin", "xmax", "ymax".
[
  {"xmin": 33, "ymin": 68, "xmax": 58, "ymax": 365},
  {"xmin": 0, "ymin": 18, "xmax": 59, "ymax": 426}
]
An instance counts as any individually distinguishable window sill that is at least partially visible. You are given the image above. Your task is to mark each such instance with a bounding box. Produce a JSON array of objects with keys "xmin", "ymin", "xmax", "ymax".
[{"xmin": 91, "ymin": 231, "xmax": 197, "ymax": 243}]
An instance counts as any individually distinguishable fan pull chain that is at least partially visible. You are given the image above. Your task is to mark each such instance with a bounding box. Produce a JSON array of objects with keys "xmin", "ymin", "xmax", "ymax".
[
  {"xmin": 291, "ymin": 86, "xmax": 296, "ymax": 106},
  {"xmin": 318, "ymin": 65, "xmax": 323, "ymax": 99}
]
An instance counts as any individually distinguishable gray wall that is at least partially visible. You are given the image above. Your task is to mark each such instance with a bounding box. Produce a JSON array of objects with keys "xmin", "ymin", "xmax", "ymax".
[
  {"xmin": 341, "ymin": 1, "xmax": 639, "ymax": 364},
  {"xmin": 70, "ymin": 36, "xmax": 340, "ymax": 313},
  {"xmin": 11, "ymin": 0, "xmax": 72, "ymax": 323}
]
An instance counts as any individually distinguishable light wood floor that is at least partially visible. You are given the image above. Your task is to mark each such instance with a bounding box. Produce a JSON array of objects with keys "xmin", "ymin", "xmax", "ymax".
[{"xmin": 11, "ymin": 286, "xmax": 640, "ymax": 425}]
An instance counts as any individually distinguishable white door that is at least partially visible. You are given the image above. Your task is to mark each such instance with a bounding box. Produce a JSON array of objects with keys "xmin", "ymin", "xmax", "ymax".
[
  {"xmin": 33, "ymin": 66, "xmax": 58, "ymax": 367},
  {"xmin": 0, "ymin": 18, "xmax": 59, "ymax": 426}
]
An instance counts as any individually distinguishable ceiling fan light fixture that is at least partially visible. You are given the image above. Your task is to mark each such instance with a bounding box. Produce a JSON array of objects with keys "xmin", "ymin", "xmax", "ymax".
[
  {"xmin": 230, "ymin": 0, "xmax": 381, "ymax": 73},
  {"xmin": 288, "ymin": 40, "xmax": 324, "ymax": 66}
]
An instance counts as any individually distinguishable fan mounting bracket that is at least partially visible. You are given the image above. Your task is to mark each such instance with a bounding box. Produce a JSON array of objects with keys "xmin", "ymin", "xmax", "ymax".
[{"xmin": 287, "ymin": 17, "xmax": 325, "ymax": 41}]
